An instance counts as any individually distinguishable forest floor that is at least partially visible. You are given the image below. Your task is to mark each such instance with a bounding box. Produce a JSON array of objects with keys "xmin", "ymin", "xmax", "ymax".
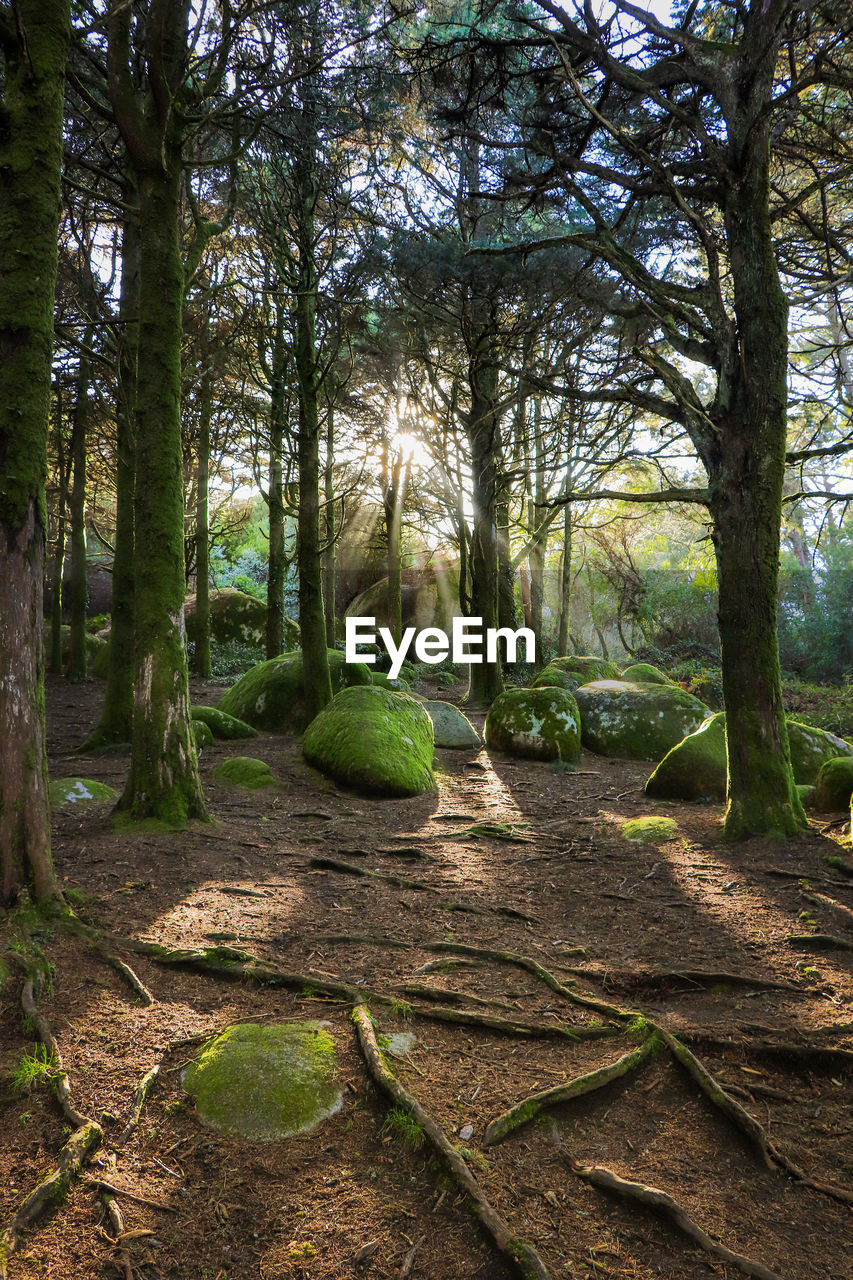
[{"xmin": 1, "ymin": 673, "xmax": 852, "ymax": 1280}]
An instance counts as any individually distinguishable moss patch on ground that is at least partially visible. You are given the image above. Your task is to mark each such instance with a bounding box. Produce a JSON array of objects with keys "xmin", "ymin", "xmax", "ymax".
[
  {"xmin": 183, "ymin": 1022, "xmax": 342, "ymax": 1141},
  {"xmin": 621, "ymin": 815, "xmax": 679, "ymax": 844},
  {"xmin": 213, "ymin": 757, "xmax": 277, "ymax": 790},
  {"xmin": 49, "ymin": 778, "xmax": 118, "ymax": 807}
]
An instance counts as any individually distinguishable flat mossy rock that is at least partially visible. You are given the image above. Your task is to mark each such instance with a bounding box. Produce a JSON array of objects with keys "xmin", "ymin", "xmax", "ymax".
[
  {"xmin": 185, "ymin": 588, "xmax": 267, "ymax": 647},
  {"xmin": 183, "ymin": 1022, "xmax": 341, "ymax": 1141},
  {"xmin": 549, "ymin": 655, "xmax": 620, "ymax": 682},
  {"xmin": 484, "ymin": 687, "xmax": 581, "ymax": 763},
  {"xmin": 786, "ymin": 719, "xmax": 853, "ymax": 786},
  {"xmin": 213, "ymin": 756, "xmax": 276, "ymax": 789},
  {"xmin": 622, "ymin": 815, "xmax": 678, "ymax": 844},
  {"xmin": 423, "ymin": 700, "xmax": 480, "ymax": 749},
  {"xmin": 528, "ymin": 665, "xmax": 579, "ymax": 693},
  {"xmin": 218, "ymin": 650, "xmax": 371, "ymax": 732},
  {"xmin": 620, "ymin": 663, "xmax": 674, "ymax": 685},
  {"xmin": 645, "ymin": 713, "xmax": 853, "ymax": 801},
  {"xmin": 371, "ymin": 672, "xmax": 411, "ymax": 692},
  {"xmin": 645, "ymin": 713, "xmax": 726, "ymax": 800},
  {"xmin": 192, "ymin": 720, "xmax": 214, "ymax": 750},
  {"xmin": 303, "ymin": 686, "xmax": 434, "ymax": 797},
  {"xmin": 574, "ymin": 680, "xmax": 708, "ymax": 761},
  {"xmin": 191, "ymin": 705, "xmax": 258, "ymax": 741},
  {"xmin": 49, "ymin": 777, "xmax": 118, "ymax": 806},
  {"xmin": 814, "ymin": 757, "xmax": 853, "ymax": 811}
]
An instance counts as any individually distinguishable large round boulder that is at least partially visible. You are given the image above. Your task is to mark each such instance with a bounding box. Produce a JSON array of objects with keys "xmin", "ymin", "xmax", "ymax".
[
  {"xmin": 620, "ymin": 663, "xmax": 674, "ymax": 685},
  {"xmin": 484, "ymin": 687, "xmax": 581, "ymax": 762},
  {"xmin": 645, "ymin": 713, "xmax": 727, "ymax": 800},
  {"xmin": 422, "ymin": 700, "xmax": 480, "ymax": 749},
  {"xmin": 183, "ymin": 1022, "xmax": 341, "ymax": 1141},
  {"xmin": 303, "ymin": 686, "xmax": 434, "ymax": 797},
  {"xmin": 528, "ymin": 664, "xmax": 580, "ymax": 693},
  {"xmin": 574, "ymin": 680, "xmax": 709, "ymax": 760},
  {"xmin": 645, "ymin": 713, "xmax": 853, "ymax": 800},
  {"xmin": 218, "ymin": 650, "xmax": 371, "ymax": 732},
  {"xmin": 345, "ymin": 565, "xmax": 461, "ymax": 633},
  {"xmin": 184, "ymin": 588, "xmax": 267, "ymax": 647},
  {"xmin": 549, "ymin": 655, "xmax": 620, "ymax": 683},
  {"xmin": 814, "ymin": 757, "xmax": 853, "ymax": 812}
]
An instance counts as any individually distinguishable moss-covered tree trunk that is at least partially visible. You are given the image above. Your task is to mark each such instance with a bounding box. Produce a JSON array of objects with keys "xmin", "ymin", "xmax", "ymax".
[
  {"xmin": 84, "ymin": 200, "xmax": 138, "ymax": 748},
  {"xmin": 266, "ymin": 303, "xmax": 287, "ymax": 659},
  {"xmin": 193, "ymin": 334, "xmax": 212, "ymax": 678},
  {"xmin": 49, "ymin": 384, "xmax": 68, "ymax": 675},
  {"xmin": 0, "ymin": 0, "xmax": 70, "ymax": 905},
  {"xmin": 67, "ymin": 340, "xmax": 92, "ymax": 682},
  {"xmin": 323, "ymin": 406, "xmax": 337, "ymax": 648},
  {"xmin": 710, "ymin": 117, "xmax": 805, "ymax": 838}
]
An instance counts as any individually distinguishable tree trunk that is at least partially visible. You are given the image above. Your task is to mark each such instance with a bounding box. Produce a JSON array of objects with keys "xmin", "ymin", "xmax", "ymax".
[
  {"xmin": 384, "ymin": 446, "xmax": 405, "ymax": 647},
  {"xmin": 323, "ymin": 406, "xmax": 337, "ymax": 648},
  {"xmin": 266, "ymin": 302, "xmax": 287, "ymax": 659},
  {"xmin": 67, "ymin": 340, "xmax": 92, "ymax": 682},
  {"xmin": 558, "ymin": 497, "xmax": 573, "ymax": 656},
  {"xmin": 50, "ymin": 384, "xmax": 68, "ymax": 675},
  {"xmin": 193, "ymin": 337, "xmax": 212, "ymax": 678},
  {"xmin": 117, "ymin": 162, "xmax": 207, "ymax": 826},
  {"xmin": 83, "ymin": 200, "xmax": 139, "ymax": 748},
  {"xmin": 466, "ymin": 360, "xmax": 504, "ymax": 704},
  {"xmin": 0, "ymin": 0, "xmax": 70, "ymax": 905}
]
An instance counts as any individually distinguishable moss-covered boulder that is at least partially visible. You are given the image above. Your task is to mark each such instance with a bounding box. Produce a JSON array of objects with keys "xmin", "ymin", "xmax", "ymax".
[
  {"xmin": 528, "ymin": 665, "xmax": 580, "ymax": 693},
  {"xmin": 549, "ymin": 655, "xmax": 620, "ymax": 683},
  {"xmin": 303, "ymin": 686, "xmax": 434, "ymax": 797},
  {"xmin": 213, "ymin": 756, "xmax": 277, "ymax": 789},
  {"xmin": 218, "ymin": 650, "xmax": 372, "ymax": 732},
  {"xmin": 43, "ymin": 625, "xmax": 108, "ymax": 673},
  {"xmin": 183, "ymin": 1022, "xmax": 341, "ymax": 1141},
  {"xmin": 370, "ymin": 672, "xmax": 411, "ymax": 692},
  {"xmin": 645, "ymin": 713, "xmax": 853, "ymax": 801},
  {"xmin": 184, "ymin": 588, "xmax": 267, "ymax": 647},
  {"xmin": 345, "ymin": 566, "xmax": 461, "ymax": 633},
  {"xmin": 49, "ymin": 777, "xmax": 118, "ymax": 806},
  {"xmin": 645, "ymin": 713, "xmax": 726, "ymax": 800},
  {"xmin": 423, "ymin": 700, "xmax": 480, "ymax": 749},
  {"xmin": 485, "ymin": 687, "xmax": 581, "ymax": 763},
  {"xmin": 814, "ymin": 757, "xmax": 853, "ymax": 812},
  {"xmin": 191, "ymin": 705, "xmax": 258, "ymax": 740},
  {"xmin": 787, "ymin": 720, "xmax": 853, "ymax": 786},
  {"xmin": 574, "ymin": 680, "xmax": 709, "ymax": 761},
  {"xmin": 620, "ymin": 663, "xmax": 674, "ymax": 685},
  {"xmin": 622, "ymin": 815, "xmax": 678, "ymax": 844},
  {"xmin": 798, "ymin": 784, "xmax": 818, "ymax": 811},
  {"xmin": 192, "ymin": 720, "xmax": 214, "ymax": 750}
]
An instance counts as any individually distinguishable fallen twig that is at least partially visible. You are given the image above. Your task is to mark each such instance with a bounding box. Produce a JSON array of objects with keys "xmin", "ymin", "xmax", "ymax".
[{"xmin": 116, "ymin": 1064, "xmax": 161, "ymax": 1145}]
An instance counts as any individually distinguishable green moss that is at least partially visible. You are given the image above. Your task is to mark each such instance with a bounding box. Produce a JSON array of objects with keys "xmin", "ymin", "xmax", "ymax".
[
  {"xmin": 484, "ymin": 687, "xmax": 581, "ymax": 762},
  {"xmin": 796, "ymin": 784, "xmax": 818, "ymax": 810},
  {"xmin": 620, "ymin": 663, "xmax": 674, "ymax": 685},
  {"xmin": 213, "ymin": 756, "xmax": 277, "ymax": 790},
  {"xmin": 192, "ymin": 720, "xmax": 214, "ymax": 750},
  {"xmin": 191, "ymin": 705, "xmax": 258, "ymax": 740},
  {"xmin": 528, "ymin": 665, "xmax": 579, "ymax": 693},
  {"xmin": 184, "ymin": 588, "xmax": 267, "ymax": 647},
  {"xmin": 49, "ymin": 778, "xmax": 118, "ymax": 807},
  {"xmin": 382, "ymin": 1106, "xmax": 425, "ymax": 1149},
  {"xmin": 574, "ymin": 680, "xmax": 709, "ymax": 761},
  {"xmin": 814, "ymin": 757, "xmax": 853, "ymax": 812},
  {"xmin": 645, "ymin": 713, "xmax": 726, "ymax": 801},
  {"xmin": 219, "ymin": 649, "xmax": 371, "ymax": 732},
  {"xmin": 302, "ymin": 686, "xmax": 434, "ymax": 797},
  {"xmin": 786, "ymin": 719, "xmax": 853, "ymax": 785},
  {"xmin": 621, "ymin": 816, "xmax": 679, "ymax": 844},
  {"xmin": 549, "ymin": 655, "xmax": 620, "ymax": 682},
  {"xmin": 183, "ymin": 1022, "xmax": 341, "ymax": 1141},
  {"xmin": 370, "ymin": 672, "xmax": 411, "ymax": 692}
]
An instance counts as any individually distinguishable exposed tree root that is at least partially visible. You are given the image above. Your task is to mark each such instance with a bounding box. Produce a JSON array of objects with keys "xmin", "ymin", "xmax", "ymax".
[
  {"xmin": 86, "ymin": 1180, "xmax": 177, "ymax": 1213},
  {"xmin": 309, "ymin": 856, "xmax": 437, "ymax": 892},
  {"xmin": 569, "ymin": 1163, "xmax": 784, "ymax": 1280},
  {"xmin": 575, "ymin": 967, "xmax": 804, "ymax": 995},
  {"xmin": 682, "ymin": 1032, "xmax": 853, "ymax": 1070},
  {"xmin": 0, "ymin": 1121, "xmax": 103, "ymax": 1280},
  {"xmin": 101, "ymin": 954, "xmax": 155, "ymax": 1006},
  {"xmin": 484, "ymin": 1034, "xmax": 659, "ymax": 1147},
  {"xmin": 352, "ymin": 1004, "xmax": 554, "ymax": 1280},
  {"xmin": 100, "ymin": 1192, "xmax": 133, "ymax": 1280},
  {"xmin": 786, "ymin": 933, "xmax": 853, "ymax": 952},
  {"xmin": 116, "ymin": 1064, "xmax": 161, "ymax": 1145},
  {"xmin": 801, "ymin": 887, "xmax": 853, "ymax": 932},
  {"xmin": 0, "ymin": 974, "xmax": 103, "ymax": 1278}
]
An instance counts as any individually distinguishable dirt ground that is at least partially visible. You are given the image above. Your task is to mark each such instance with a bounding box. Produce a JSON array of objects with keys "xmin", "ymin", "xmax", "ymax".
[{"xmin": 1, "ymin": 672, "xmax": 851, "ymax": 1280}]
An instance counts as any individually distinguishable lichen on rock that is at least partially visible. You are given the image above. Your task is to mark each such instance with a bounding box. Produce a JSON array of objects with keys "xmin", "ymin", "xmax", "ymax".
[
  {"xmin": 184, "ymin": 588, "xmax": 267, "ymax": 648},
  {"xmin": 621, "ymin": 815, "xmax": 678, "ymax": 844},
  {"xmin": 183, "ymin": 1022, "xmax": 342, "ymax": 1141},
  {"xmin": 484, "ymin": 687, "xmax": 581, "ymax": 762},
  {"xmin": 574, "ymin": 680, "xmax": 709, "ymax": 761},
  {"xmin": 528, "ymin": 665, "xmax": 580, "ymax": 693},
  {"xmin": 422, "ymin": 700, "xmax": 480, "ymax": 749},
  {"xmin": 548, "ymin": 655, "xmax": 620, "ymax": 683},
  {"xmin": 786, "ymin": 720, "xmax": 853, "ymax": 786},
  {"xmin": 192, "ymin": 720, "xmax": 214, "ymax": 751},
  {"xmin": 218, "ymin": 650, "xmax": 371, "ymax": 732},
  {"xmin": 303, "ymin": 685, "xmax": 434, "ymax": 797},
  {"xmin": 49, "ymin": 777, "xmax": 118, "ymax": 806},
  {"xmin": 213, "ymin": 756, "xmax": 277, "ymax": 789}
]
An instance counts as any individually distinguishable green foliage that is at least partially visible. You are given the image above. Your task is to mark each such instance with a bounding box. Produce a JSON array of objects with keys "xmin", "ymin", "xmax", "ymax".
[
  {"xmin": 12, "ymin": 1044, "xmax": 57, "ymax": 1093},
  {"xmin": 382, "ymin": 1106, "xmax": 425, "ymax": 1149}
]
